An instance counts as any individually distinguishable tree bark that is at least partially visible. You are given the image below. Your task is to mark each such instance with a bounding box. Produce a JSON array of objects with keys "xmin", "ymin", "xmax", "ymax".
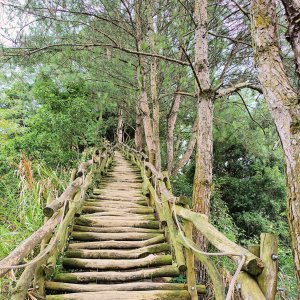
[
  {"xmin": 135, "ymin": 105, "xmax": 144, "ymax": 151},
  {"xmin": 147, "ymin": 3, "xmax": 161, "ymax": 171},
  {"xmin": 117, "ymin": 106, "xmax": 123, "ymax": 144},
  {"xmin": 167, "ymin": 93, "xmax": 182, "ymax": 174},
  {"xmin": 134, "ymin": 0, "xmax": 155, "ymax": 165},
  {"xmin": 251, "ymin": 0, "xmax": 300, "ymax": 282},
  {"xmin": 281, "ymin": 0, "xmax": 300, "ymax": 81},
  {"xmin": 171, "ymin": 115, "xmax": 198, "ymax": 176}
]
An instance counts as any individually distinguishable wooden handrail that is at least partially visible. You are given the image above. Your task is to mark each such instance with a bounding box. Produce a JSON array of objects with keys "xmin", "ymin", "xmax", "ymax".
[
  {"xmin": 120, "ymin": 143, "xmax": 270, "ymax": 300},
  {"xmin": 5, "ymin": 144, "xmax": 115, "ymax": 299}
]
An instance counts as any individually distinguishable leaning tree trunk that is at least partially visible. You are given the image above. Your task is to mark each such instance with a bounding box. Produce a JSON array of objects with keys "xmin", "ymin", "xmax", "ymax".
[
  {"xmin": 251, "ymin": 0, "xmax": 300, "ymax": 283},
  {"xmin": 281, "ymin": 0, "xmax": 300, "ymax": 81}
]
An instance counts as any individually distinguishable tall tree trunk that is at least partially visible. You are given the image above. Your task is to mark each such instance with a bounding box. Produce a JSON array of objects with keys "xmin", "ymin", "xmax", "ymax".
[
  {"xmin": 192, "ymin": 0, "xmax": 212, "ymax": 283},
  {"xmin": 251, "ymin": 0, "xmax": 300, "ymax": 283},
  {"xmin": 134, "ymin": 0, "xmax": 155, "ymax": 164},
  {"xmin": 281, "ymin": 0, "xmax": 300, "ymax": 81},
  {"xmin": 148, "ymin": 3, "xmax": 161, "ymax": 170},
  {"xmin": 171, "ymin": 114, "xmax": 198, "ymax": 176},
  {"xmin": 117, "ymin": 107, "xmax": 123, "ymax": 144},
  {"xmin": 167, "ymin": 93, "xmax": 182, "ymax": 174},
  {"xmin": 192, "ymin": 0, "xmax": 212, "ymax": 218},
  {"xmin": 135, "ymin": 105, "xmax": 144, "ymax": 151}
]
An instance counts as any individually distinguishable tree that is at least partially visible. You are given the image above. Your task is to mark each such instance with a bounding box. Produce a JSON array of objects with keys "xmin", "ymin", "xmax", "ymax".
[{"xmin": 251, "ymin": 0, "xmax": 300, "ymax": 282}]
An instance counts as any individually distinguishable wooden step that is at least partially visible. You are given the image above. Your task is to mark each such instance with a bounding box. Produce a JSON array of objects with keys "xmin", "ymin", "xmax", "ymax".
[
  {"xmin": 46, "ymin": 290, "xmax": 190, "ymax": 300},
  {"xmin": 62, "ymin": 254, "xmax": 172, "ymax": 270},
  {"xmin": 76, "ymin": 217, "xmax": 160, "ymax": 229},
  {"xmin": 85, "ymin": 200, "xmax": 148, "ymax": 207},
  {"xmin": 45, "ymin": 281, "xmax": 205, "ymax": 293},
  {"xmin": 53, "ymin": 265, "xmax": 180, "ymax": 283},
  {"xmin": 72, "ymin": 225, "xmax": 162, "ymax": 234},
  {"xmin": 81, "ymin": 206, "xmax": 154, "ymax": 214},
  {"xmin": 70, "ymin": 232, "xmax": 162, "ymax": 241},
  {"xmin": 68, "ymin": 235, "xmax": 166, "ymax": 249},
  {"xmin": 65, "ymin": 243, "xmax": 170, "ymax": 259},
  {"xmin": 81, "ymin": 214, "xmax": 155, "ymax": 220}
]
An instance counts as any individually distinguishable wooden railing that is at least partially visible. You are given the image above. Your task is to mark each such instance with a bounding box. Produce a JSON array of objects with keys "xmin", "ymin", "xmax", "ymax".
[
  {"xmin": 0, "ymin": 141, "xmax": 114, "ymax": 300},
  {"xmin": 120, "ymin": 144, "xmax": 278, "ymax": 300}
]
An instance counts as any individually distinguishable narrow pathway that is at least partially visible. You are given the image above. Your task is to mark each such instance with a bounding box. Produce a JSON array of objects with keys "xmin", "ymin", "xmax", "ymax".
[{"xmin": 45, "ymin": 152, "xmax": 190, "ymax": 300}]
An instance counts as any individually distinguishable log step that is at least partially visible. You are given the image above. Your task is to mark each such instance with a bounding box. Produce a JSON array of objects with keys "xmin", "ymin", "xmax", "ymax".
[
  {"xmin": 76, "ymin": 217, "xmax": 160, "ymax": 229},
  {"xmin": 45, "ymin": 281, "xmax": 206, "ymax": 293},
  {"xmin": 72, "ymin": 225, "xmax": 162, "ymax": 233},
  {"xmin": 68, "ymin": 235, "xmax": 166, "ymax": 250},
  {"xmin": 62, "ymin": 254, "xmax": 172, "ymax": 270},
  {"xmin": 46, "ymin": 290, "xmax": 190, "ymax": 300},
  {"xmin": 71, "ymin": 232, "xmax": 162, "ymax": 241},
  {"xmin": 53, "ymin": 265, "xmax": 180, "ymax": 283},
  {"xmin": 65, "ymin": 243, "xmax": 170, "ymax": 259},
  {"xmin": 81, "ymin": 206, "xmax": 154, "ymax": 214}
]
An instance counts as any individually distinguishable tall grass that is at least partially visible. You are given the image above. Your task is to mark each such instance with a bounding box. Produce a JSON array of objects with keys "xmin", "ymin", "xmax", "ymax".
[{"xmin": 0, "ymin": 155, "xmax": 68, "ymax": 298}]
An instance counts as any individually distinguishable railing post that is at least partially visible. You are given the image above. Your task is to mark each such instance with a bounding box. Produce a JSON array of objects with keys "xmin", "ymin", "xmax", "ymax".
[
  {"xmin": 183, "ymin": 216, "xmax": 198, "ymax": 300},
  {"xmin": 257, "ymin": 233, "xmax": 278, "ymax": 300}
]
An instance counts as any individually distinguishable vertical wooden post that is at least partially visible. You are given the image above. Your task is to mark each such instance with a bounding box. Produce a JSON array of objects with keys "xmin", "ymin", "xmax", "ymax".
[
  {"xmin": 183, "ymin": 217, "xmax": 198, "ymax": 300},
  {"xmin": 257, "ymin": 233, "xmax": 278, "ymax": 300}
]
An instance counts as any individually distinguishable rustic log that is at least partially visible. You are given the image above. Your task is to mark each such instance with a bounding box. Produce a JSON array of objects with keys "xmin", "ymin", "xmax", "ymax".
[
  {"xmin": 183, "ymin": 219, "xmax": 198, "ymax": 300},
  {"xmin": 46, "ymin": 290, "xmax": 190, "ymax": 300},
  {"xmin": 45, "ymin": 281, "xmax": 206, "ymax": 293},
  {"xmin": 81, "ymin": 207, "xmax": 154, "ymax": 215},
  {"xmin": 53, "ymin": 265, "xmax": 180, "ymax": 283},
  {"xmin": 0, "ymin": 211, "xmax": 62, "ymax": 277},
  {"xmin": 248, "ymin": 244, "xmax": 260, "ymax": 257},
  {"xmin": 257, "ymin": 233, "xmax": 278, "ymax": 300},
  {"xmin": 70, "ymin": 231, "xmax": 161, "ymax": 241},
  {"xmin": 62, "ymin": 254, "xmax": 172, "ymax": 270},
  {"xmin": 43, "ymin": 177, "xmax": 83, "ymax": 217},
  {"xmin": 175, "ymin": 205, "xmax": 264, "ymax": 275},
  {"xmin": 237, "ymin": 271, "xmax": 266, "ymax": 300},
  {"xmin": 75, "ymin": 216, "xmax": 160, "ymax": 229},
  {"xmin": 66, "ymin": 243, "xmax": 169, "ymax": 259},
  {"xmin": 177, "ymin": 234, "xmax": 224, "ymax": 300},
  {"xmin": 68, "ymin": 235, "xmax": 165, "ymax": 250},
  {"xmin": 72, "ymin": 225, "xmax": 162, "ymax": 233},
  {"xmin": 45, "ymin": 172, "xmax": 93, "ymax": 276},
  {"xmin": 161, "ymin": 193, "xmax": 186, "ymax": 272}
]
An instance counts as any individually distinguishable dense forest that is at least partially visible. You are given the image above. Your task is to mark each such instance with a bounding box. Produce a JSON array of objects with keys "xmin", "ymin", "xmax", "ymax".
[{"xmin": 0, "ymin": 0, "xmax": 299, "ymax": 299}]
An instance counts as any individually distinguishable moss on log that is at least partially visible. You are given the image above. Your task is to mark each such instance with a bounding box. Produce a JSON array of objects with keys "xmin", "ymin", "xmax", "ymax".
[
  {"xmin": 237, "ymin": 272, "xmax": 266, "ymax": 300},
  {"xmin": 65, "ymin": 243, "xmax": 169, "ymax": 259},
  {"xmin": 72, "ymin": 225, "xmax": 162, "ymax": 233},
  {"xmin": 62, "ymin": 254, "xmax": 172, "ymax": 270},
  {"xmin": 75, "ymin": 216, "xmax": 160, "ymax": 229},
  {"xmin": 45, "ymin": 281, "xmax": 206, "ymax": 294},
  {"xmin": 46, "ymin": 290, "xmax": 190, "ymax": 300},
  {"xmin": 53, "ymin": 265, "xmax": 180, "ymax": 283},
  {"xmin": 68, "ymin": 235, "xmax": 166, "ymax": 250},
  {"xmin": 257, "ymin": 233, "xmax": 278, "ymax": 300},
  {"xmin": 161, "ymin": 194, "xmax": 186, "ymax": 272},
  {"xmin": 71, "ymin": 231, "xmax": 162, "ymax": 241}
]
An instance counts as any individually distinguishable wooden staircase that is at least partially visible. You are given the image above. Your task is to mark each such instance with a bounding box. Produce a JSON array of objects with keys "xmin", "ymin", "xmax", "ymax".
[{"xmin": 45, "ymin": 152, "xmax": 191, "ymax": 300}]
